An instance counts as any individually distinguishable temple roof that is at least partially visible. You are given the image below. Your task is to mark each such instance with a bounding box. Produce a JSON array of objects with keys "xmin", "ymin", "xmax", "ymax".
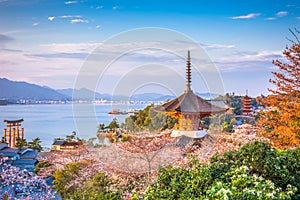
[
  {"xmin": 155, "ymin": 50, "xmax": 226, "ymax": 115},
  {"xmin": 4, "ymin": 119, "xmax": 24, "ymax": 124},
  {"xmin": 155, "ymin": 90, "xmax": 226, "ymax": 114}
]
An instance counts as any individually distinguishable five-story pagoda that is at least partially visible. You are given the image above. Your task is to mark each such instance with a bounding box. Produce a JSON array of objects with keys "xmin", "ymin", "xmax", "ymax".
[{"xmin": 155, "ymin": 50, "xmax": 226, "ymax": 138}]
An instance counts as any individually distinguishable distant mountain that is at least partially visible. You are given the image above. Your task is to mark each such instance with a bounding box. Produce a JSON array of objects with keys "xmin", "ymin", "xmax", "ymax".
[
  {"xmin": 129, "ymin": 92, "xmax": 221, "ymax": 101},
  {"xmin": 57, "ymin": 88, "xmax": 111, "ymax": 100},
  {"xmin": 153, "ymin": 95, "xmax": 176, "ymax": 101},
  {"xmin": 57, "ymin": 88, "xmax": 129, "ymax": 101},
  {"xmin": 195, "ymin": 92, "xmax": 221, "ymax": 100},
  {"xmin": 129, "ymin": 93, "xmax": 175, "ymax": 101},
  {"xmin": 55, "ymin": 90, "xmax": 221, "ymax": 102},
  {"xmin": 0, "ymin": 78, "xmax": 69, "ymax": 101},
  {"xmin": 0, "ymin": 78, "xmax": 222, "ymax": 102}
]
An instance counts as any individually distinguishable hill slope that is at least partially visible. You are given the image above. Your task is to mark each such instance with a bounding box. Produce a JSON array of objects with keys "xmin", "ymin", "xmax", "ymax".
[{"xmin": 0, "ymin": 78, "xmax": 69, "ymax": 101}]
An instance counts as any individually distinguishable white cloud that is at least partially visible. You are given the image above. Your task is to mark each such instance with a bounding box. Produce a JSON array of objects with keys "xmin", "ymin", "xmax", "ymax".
[
  {"xmin": 202, "ymin": 43, "xmax": 235, "ymax": 50},
  {"xmin": 70, "ymin": 19, "xmax": 89, "ymax": 24},
  {"xmin": 59, "ymin": 15, "xmax": 82, "ymax": 19},
  {"xmin": 220, "ymin": 50, "xmax": 281, "ymax": 62},
  {"xmin": 41, "ymin": 42, "xmax": 100, "ymax": 54},
  {"xmin": 231, "ymin": 13, "xmax": 261, "ymax": 19},
  {"xmin": 96, "ymin": 25, "xmax": 101, "ymax": 29},
  {"xmin": 48, "ymin": 16, "xmax": 55, "ymax": 21},
  {"xmin": 64, "ymin": 1, "xmax": 77, "ymax": 5},
  {"xmin": 276, "ymin": 11, "xmax": 288, "ymax": 17},
  {"xmin": 0, "ymin": 37, "xmax": 283, "ymax": 95},
  {"xmin": 0, "ymin": 51, "xmax": 83, "ymax": 89},
  {"xmin": 265, "ymin": 17, "xmax": 276, "ymax": 21},
  {"xmin": 112, "ymin": 6, "xmax": 119, "ymax": 10},
  {"xmin": 213, "ymin": 50, "xmax": 283, "ymax": 72},
  {"xmin": 32, "ymin": 22, "xmax": 39, "ymax": 26}
]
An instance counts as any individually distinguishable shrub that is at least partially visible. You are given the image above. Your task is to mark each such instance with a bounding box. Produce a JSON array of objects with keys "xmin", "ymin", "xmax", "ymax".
[{"xmin": 144, "ymin": 141, "xmax": 300, "ymax": 199}]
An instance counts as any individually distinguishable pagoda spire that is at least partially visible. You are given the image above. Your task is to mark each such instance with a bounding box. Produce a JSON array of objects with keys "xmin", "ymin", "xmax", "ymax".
[{"xmin": 185, "ymin": 50, "xmax": 192, "ymax": 92}]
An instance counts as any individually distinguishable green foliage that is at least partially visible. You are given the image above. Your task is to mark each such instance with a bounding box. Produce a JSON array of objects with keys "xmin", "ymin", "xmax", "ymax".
[
  {"xmin": 107, "ymin": 118, "xmax": 119, "ymax": 131},
  {"xmin": 53, "ymin": 162, "xmax": 120, "ymax": 199},
  {"xmin": 214, "ymin": 93, "xmax": 243, "ymax": 115},
  {"xmin": 58, "ymin": 131, "xmax": 83, "ymax": 143},
  {"xmin": 69, "ymin": 172, "xmax": 120, "ymax": 200},
  {"xmin": 210, "ymin": 141, "xmax": 300, "ymax": 192},
  {"xmin": 28, "ymin": 137, "xmax": 43, "ymax": 152},
  {"xmin": 15, "ymin": 137, "xmax": 27, "ymax": 148},
  {"xmin": 15, "ymin": 137, "xmax": 43, "ymax": 151},
  {"xmin": 33, "ymin": 160, "xmax": 52, "ymax": 174},
  {"xmin": 98, "ymin": 123, "xmax": 105, "ymax": 131},
  {"xmin": 144, "ymin": 141, "xmax": 300, "ymax": 199},
  {"xmin": 122, "ymin": 104, "xmax": 177, "ymax": 133},
  {"xmin": 206, "ymin": 166, "xmax": 297, "ymax": 200},
  {"xmin": 209, "ymin": 113, "xmax": 236, "ymax": 132},
  {"xmin": 53, "ymin": 162, "xmax": 83, "ymax": 197},
  {"xmin": 222, "ymin": 118, "xmax": 236, "ymax": 132},
  {"xmin": 144, "ymin": 163, "xmax": 214, "ymax": 200},
  {"xmin": 66, "ymin": 131, "xmax": 77, "ymax": 142}
]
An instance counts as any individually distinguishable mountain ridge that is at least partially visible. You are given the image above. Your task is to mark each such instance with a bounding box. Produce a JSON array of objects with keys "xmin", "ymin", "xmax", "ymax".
[
  {"xmin": 0, "ymin": 78, "xmax": 221, "ymax": 102},
  {"xmin": 0, "ymin": 78, "xmax": 69, "ymax": 101}
]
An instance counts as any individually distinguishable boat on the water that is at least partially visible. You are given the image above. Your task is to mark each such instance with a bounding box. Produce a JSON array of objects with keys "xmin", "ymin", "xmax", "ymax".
[
  {"xmin": 108, "ymin": 109, "xmax": 128, "ymax": 115},
  {"xmin": 108, "ymin": 108, "xmax": 139, "ymax": 115}
]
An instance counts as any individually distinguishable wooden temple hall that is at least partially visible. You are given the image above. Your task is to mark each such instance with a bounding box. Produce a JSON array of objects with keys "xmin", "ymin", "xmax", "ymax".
[
  {"xmin": 155, "ymin": 50, "xmax": 226, "ymax": 138},
  {"xmin": 3, "ymin": 119, "xmax": 25, "ymax": 148}
]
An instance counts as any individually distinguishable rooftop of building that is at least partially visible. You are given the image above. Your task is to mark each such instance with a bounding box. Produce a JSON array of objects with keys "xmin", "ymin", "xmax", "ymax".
[{"xmin": 52, "ymin": 140, "xmax": 65, "ymax": 146}]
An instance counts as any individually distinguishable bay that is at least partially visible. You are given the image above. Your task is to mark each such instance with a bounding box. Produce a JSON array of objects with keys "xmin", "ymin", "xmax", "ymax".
[{"xmin": 0, "ymin": 104, "xmax": 147, "ymax": 148}]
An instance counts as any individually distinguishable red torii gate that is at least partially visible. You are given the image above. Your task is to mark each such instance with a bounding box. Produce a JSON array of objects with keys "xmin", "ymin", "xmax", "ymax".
[{"xmin": 3, "ymin": 119, "xmax": 24, "ymax": 148}]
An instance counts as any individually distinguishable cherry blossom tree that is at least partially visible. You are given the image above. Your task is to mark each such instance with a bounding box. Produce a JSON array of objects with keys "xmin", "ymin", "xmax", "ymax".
[{"xmin": 0, "ymin": 164, "xmax": 55, "ymax": 199}]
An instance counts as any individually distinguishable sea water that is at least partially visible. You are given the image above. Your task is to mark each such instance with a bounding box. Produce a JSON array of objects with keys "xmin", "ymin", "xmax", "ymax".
[{"xmin": 0, "ymin": 104, "xmax": 146, "ymax": 148}]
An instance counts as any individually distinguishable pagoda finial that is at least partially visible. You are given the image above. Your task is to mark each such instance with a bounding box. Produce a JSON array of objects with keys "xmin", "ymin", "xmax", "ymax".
[{"xmin": 185, "ymin": 49, "xmax": 192, "ymax": 92}]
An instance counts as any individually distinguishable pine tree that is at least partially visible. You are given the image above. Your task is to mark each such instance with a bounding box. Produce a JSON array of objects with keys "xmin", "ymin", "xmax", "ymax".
[
  {"xmin": 258, "ymin": 42, "xmax": 300, "ymax": 148},
  {"xmin": 28, "ymin": 137, "xmax": 43, "ymax": 152}
]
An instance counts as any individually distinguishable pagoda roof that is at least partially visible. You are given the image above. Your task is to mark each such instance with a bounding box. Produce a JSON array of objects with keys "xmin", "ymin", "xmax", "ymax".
[
  {"xmin": 155, "ymin": 90, "xmax": 226, "ymax": 114},
  {"xmin": 155, "ymin": 50, "xmax": 226, "ymax": 115}
]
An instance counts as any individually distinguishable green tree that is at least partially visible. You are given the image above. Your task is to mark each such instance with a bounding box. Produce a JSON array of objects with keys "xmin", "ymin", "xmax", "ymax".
[
  {"xmin": 144, "ymin": 142, "xmax": 300, "ymax": 199},
  {"xmin": 209, "ymin": 113, "xmax": 236, "ymax": 132},
  {"xmin": 122, "ymin": 115, "xmax": 137, "ymax": 132},
  {"xmin": 70, "ymin": 172, "xmax": 120, "ymax": 200},
  {"xmin": 107, "ymin": 118, "xmax": 119, "ymax": 131},
  {"xmin": 98, "ymin": 123, "xmax": 105, "ymax": 132},
  {"xmin": 122, "ymin": 104, "xmax": 177, "ymax": 133},
  {"xmin": 28, "ymin": 137, "xmax": 43, "ymax": 152},
  {"xmin": 214, "ymin": 93, "xmax": 243, "ymax": 115},
  {"xmin": 222, "ymin": 118, "xmax": 236, "ymax": 132},
  {"xmin": 66, "ymin": 131, "xmax": 76, "ymax": 142},
  {"xmin": 15, "ymin": 138, "xmax": 27, "ymax": 148},
  {"xmin": 53, "ymin": 162, "xmax": 120, "ymax": 199},
  {"xmin": 34, "ymin": 160, "xmax": 52, "ymax": 174},
  {"xmin": 53, "ymin": 162, "xmax": 83, "ymax": 198}
]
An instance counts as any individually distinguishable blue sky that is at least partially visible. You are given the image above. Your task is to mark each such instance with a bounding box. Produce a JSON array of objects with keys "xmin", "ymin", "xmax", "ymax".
[{"xmin": 0, "ymin": 0, "xmax": 299, "ymax": 97}]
